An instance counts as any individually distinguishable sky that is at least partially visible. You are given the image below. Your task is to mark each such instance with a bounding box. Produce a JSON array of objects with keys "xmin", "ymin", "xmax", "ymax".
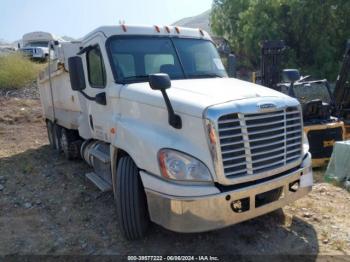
[{"xmin": 0, "ymin": 0, "xmax": 212, "ymax": 42}]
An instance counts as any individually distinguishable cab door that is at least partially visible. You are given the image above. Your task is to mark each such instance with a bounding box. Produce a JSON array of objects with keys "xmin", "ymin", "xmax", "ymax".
[{"xmin": 80, "ymin": 36, "xmax": 111, "ymax": 142}]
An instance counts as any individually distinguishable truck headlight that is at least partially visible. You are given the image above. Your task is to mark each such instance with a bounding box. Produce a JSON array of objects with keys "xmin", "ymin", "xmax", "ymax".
[
  {"xmin": 302, "ymin": 131, "xmax": 310, "ymax": 156},
  {"xmin": 158, "ymin": 149, "xmax": 212, "ymax": 182}
]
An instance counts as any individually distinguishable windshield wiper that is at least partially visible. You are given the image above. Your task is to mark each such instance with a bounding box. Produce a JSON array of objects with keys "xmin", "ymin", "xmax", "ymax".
[
  {"xmin": 187, "ymin": 73, "xmax": 224, "ymax": 79},
  {"xmin": 123, "ymin": 75, "xmax": 149, "ymax": 80},
  {"xmin": 120, "ymin": 75, "xmax": 150, "ymax": 84}
]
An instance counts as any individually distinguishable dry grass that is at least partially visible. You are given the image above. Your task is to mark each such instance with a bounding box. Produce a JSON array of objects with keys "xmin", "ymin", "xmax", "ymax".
[{"xmin": 0, "ymin": 53, "xmax": 44, "ymax": 89}]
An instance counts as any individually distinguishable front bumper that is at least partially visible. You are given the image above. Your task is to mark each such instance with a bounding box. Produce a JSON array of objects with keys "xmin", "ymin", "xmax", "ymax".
[{"xmin": 142, "ymin": 153, "xmax": 312, "ymax": 233}]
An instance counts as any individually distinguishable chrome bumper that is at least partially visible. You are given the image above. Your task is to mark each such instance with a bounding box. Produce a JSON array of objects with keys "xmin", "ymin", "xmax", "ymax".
[{"xmin": 143, "ymin": 156, "xmax": 312, "ymax": 233}]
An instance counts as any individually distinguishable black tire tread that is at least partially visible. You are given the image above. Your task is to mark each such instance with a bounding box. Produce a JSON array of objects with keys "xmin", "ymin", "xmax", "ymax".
[
  {"xmin": 116, "ymin": 156, "xmax": 149, "ymax": 240},
  {"xmin": 53, "ymin": 124, "xmax": 62, "ymax": 152},
  {"xmin": 61, "ymin": 128, "xmax": 81, "ymax": 160},
  {"xmin": 46, "ymin": 120, "xmax": 55, "ymax": 149}
]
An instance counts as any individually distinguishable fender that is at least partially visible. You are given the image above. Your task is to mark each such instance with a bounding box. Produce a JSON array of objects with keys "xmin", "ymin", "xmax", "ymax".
[{"xmin": 110, "ymin": 103, "xmax": 215, "ymax": 180}]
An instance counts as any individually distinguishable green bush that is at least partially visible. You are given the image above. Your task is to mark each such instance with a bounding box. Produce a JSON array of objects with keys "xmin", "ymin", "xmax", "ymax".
[{"xmin": 0, "ymin": 53, "xmax": 44, "ymax": 89}]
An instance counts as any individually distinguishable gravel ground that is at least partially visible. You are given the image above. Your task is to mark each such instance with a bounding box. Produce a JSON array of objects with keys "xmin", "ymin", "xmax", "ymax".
[
  {"xmin": 0, "ymin": 82, "xmax": 40, "ymax": 100},
  {"xmin": 0, "ymin": 96, "xmax": 350, "ymax": 259}
]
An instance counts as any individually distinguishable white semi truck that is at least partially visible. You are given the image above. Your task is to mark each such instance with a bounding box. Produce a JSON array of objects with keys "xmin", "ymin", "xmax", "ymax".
[{"xmin": 38, "ymin": 25, "xmax": 313, "ymax": 240}]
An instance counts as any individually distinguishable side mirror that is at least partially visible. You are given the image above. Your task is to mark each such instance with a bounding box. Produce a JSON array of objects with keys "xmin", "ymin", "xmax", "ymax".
[
  {"xmin": 282, "ymin": 69, "xmax": 301, "ymax": 83},
  {"xmin": 68, "ymin": 56, "xmax": 86, "ymax": 91},
  {"xmin": 227, "ymin": 54, "xmax": 236, "ymax": 78},
  {"xmin": 95, "ymin": 92, "xmax": 106, "ymax": 105},
  {"xmin": 149, "ymin": 73, "xmax": 182, "ymax": 129},
  {"xmin": 149, "ymin": 73, "xmax": 171, "ymax": 90}
]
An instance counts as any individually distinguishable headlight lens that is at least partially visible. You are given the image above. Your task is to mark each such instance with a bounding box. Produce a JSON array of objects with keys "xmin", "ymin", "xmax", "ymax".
[
  {"xmin": 302, "ymin": 131, "xmax": 310, "ymax": 155},
  {"xmin": 158, "ymin": 149, "xmax": 212, "ymax": 182}
]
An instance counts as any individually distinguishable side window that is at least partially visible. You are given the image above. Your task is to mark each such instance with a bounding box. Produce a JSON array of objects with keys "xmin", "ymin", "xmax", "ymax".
[{"xmin": 86, "ymin": 45, "xmax": 106, "ymax": 88}]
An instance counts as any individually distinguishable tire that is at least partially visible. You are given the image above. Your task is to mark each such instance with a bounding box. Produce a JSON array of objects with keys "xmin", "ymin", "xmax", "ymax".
[
  {"xmin": 114, "ymin": 156, "xmax": 150, "ymax": 240},
  {"xmin": 46, "ymin": 120, "xmax": 55, "ymax": 149},
  {"xmin": 53, "ymin": 124, "xmax": 62, "ymax": 152},
  {"xmin": 60, "ymin": 128, "xmax": 81, "ymax": 160}
]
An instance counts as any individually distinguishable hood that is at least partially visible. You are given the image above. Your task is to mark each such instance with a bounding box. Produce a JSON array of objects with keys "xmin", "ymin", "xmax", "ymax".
[{"xmin": 120, "ymin": 78, "xmax": 294, "ymax": 117}]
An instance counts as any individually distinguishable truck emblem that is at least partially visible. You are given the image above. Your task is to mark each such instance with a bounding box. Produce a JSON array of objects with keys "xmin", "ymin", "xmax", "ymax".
[{"xmin": 258, "ymin": 103, "xmax": 277, "ymax": 111}]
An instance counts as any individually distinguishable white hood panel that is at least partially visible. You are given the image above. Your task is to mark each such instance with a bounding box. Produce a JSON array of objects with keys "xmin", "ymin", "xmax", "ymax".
[{"xmin": 120, "ymin": 78, "xmax": 296, "ymax": 117}]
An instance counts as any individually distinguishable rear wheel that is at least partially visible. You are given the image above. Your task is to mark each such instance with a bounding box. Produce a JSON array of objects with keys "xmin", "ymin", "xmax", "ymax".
[
  {"xmin": 114, "ymin": 156, "xmax": 150, "ymax": 240},
  {"xmin": 60, "ymin": 128, "xmax": 81, "ymax": 160},
  {"xmin": 53, "ymin": 124, "xmax": 62, "ymax": 152},
  {"xmin": 46, "ymin": 120, "xmax": 55, "ymax": 149}
]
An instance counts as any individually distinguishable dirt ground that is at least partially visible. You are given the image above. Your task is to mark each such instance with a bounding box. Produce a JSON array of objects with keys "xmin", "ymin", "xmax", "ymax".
[{"xmin": 0, "ymin": 96, "xmax": 350, "ymax": 257}]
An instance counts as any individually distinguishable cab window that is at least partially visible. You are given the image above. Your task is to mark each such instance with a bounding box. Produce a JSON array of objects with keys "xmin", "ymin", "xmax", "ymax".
[{"xmin": 86, "ymin": 45, "xmax": 106, "ymax": 88}]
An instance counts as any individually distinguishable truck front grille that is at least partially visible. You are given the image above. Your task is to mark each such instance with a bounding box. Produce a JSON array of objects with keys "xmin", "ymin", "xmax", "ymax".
[
  {"xmin": 22, "ymin": 48, "xmax": 33, "ymax": 55},
  {"xmin": 217, "ymin": 107, "xmax": 302, "ymax": 178}
]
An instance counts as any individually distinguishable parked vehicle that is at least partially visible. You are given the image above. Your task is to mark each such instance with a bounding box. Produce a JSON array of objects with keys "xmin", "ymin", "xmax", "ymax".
[
  {"xmin": 278, "ymin": 70, "xmax": 345, "ymax": 167},
  {"xmin": 19, "ymin": 31, "xmax": 62, "ymax": 61},
  {"xmin": 38, "ymin": 25, "xmax": 312, "ymax": 240},
  {"xmin": 256, "ymin": 40, "xmax": 345, "ymax": 167}
]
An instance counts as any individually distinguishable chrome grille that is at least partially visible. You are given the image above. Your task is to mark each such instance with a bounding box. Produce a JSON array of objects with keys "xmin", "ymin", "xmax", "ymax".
[{"xmin": 218, "ymin": 107, "xmax": 302, "ymax": 179}]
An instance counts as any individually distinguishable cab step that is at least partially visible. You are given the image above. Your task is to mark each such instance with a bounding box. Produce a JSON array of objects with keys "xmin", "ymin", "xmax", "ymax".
[{"xmin": 85, "ymin": 172, "xmax": 112, "ymax": 192}]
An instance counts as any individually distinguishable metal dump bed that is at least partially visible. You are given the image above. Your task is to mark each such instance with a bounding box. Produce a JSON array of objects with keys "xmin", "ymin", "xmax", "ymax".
[{"xmin": 38, "ymin": 42, "xmax": 82, "ymax": 129}]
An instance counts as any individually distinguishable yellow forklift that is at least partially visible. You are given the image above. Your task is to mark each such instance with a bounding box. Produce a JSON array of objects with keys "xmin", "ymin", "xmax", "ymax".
[{"xmin": 256, "ymin": 40, "xmax": 345, "ymax": 167}]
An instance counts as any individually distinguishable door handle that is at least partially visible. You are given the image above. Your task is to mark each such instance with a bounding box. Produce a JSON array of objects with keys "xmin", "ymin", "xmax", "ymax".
[{"xmin": 89, "ymin": 115, "xmax": 94, "ymax": 130}]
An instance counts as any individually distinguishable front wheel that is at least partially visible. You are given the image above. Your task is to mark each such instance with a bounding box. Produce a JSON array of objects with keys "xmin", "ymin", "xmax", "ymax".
[{"xmin": 114, "ymin": 156, "xmax": 150, "ymax": 240}]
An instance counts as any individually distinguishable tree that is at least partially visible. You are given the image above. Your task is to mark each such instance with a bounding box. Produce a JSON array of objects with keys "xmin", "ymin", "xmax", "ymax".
[{"xmin": 211, "ymin": 0, "xmax": 350, "ymax": 80}]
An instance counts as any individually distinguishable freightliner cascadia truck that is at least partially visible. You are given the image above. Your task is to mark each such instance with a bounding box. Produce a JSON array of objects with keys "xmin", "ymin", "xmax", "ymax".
[{"xmin": 38, "ymin": 25, "xmax": 313, "ymax": 240}]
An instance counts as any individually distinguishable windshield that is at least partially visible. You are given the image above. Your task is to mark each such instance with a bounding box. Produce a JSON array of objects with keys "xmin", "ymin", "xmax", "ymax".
[
  {"xmin": 108, "ymin": 36, "xmax": 227, "ymax": 83},
  {"xmin": 281, "ymin": 82, "xmax": 332, "ymax": 105},
  {"xmin": 25, "ymin": 41, "xmax": 49, "ymax": 47}
]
